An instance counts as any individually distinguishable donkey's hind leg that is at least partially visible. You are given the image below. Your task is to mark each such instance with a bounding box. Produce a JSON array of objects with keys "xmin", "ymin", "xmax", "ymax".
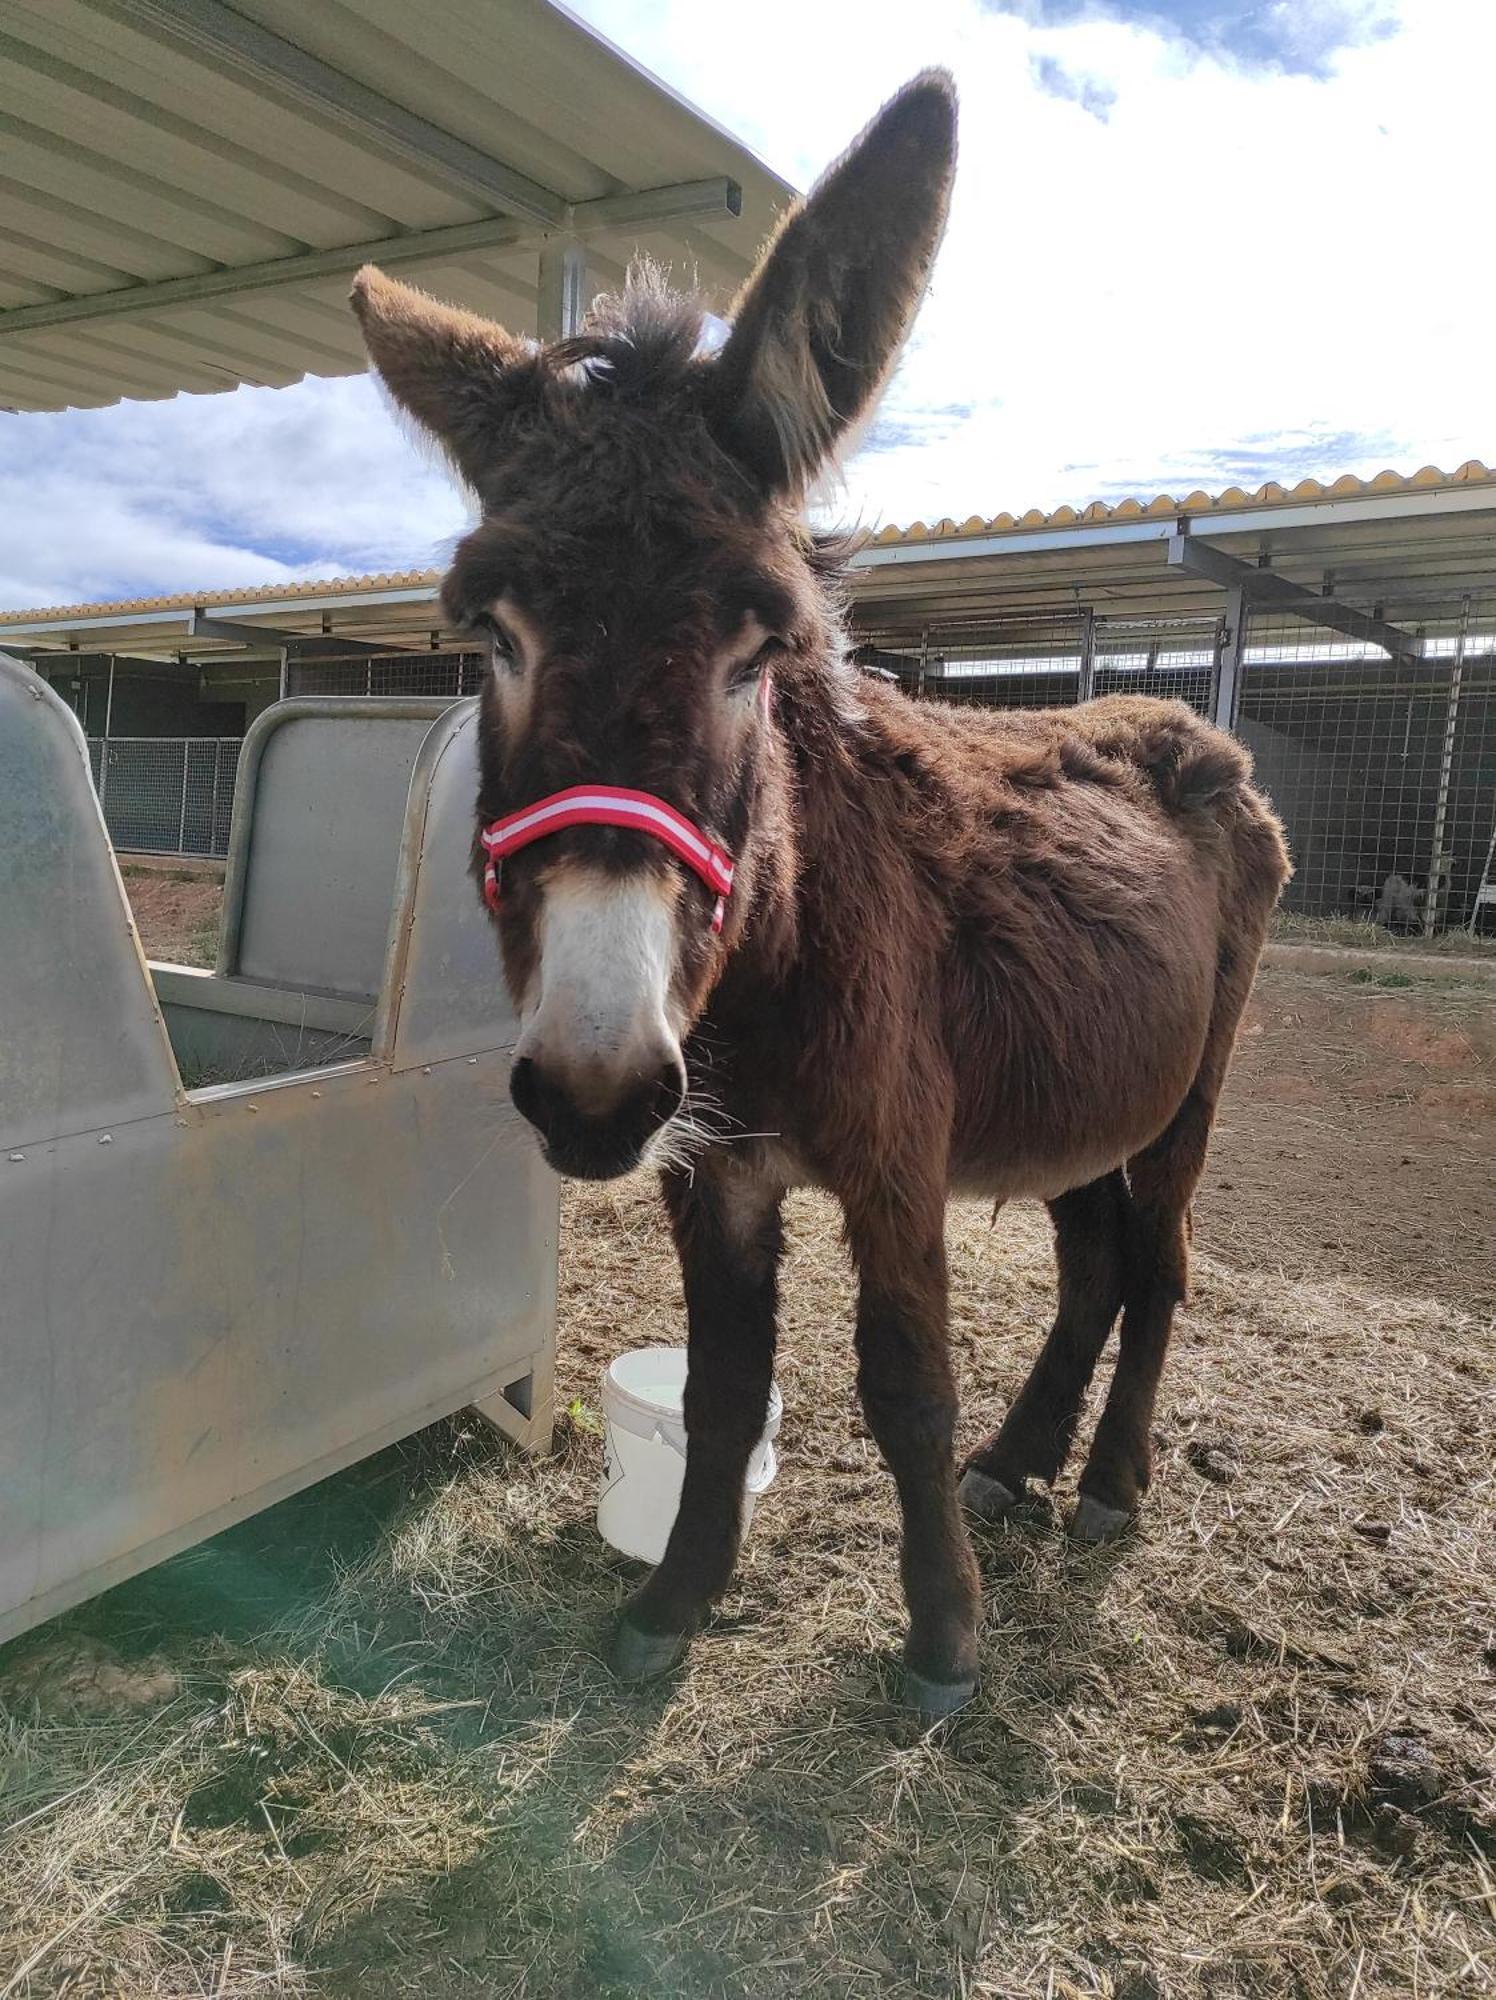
[
  {"xmin": 960, "ymin": 1171, "xmax": 1131, "ymax": 1521},
  {"xmin": 1070, "ymin": 1096, "xmax": 1209, "ymax": 1541},
  {"xmin": 1072, "ymin": 932, "xmax": 1260, "ymax": 1541}
]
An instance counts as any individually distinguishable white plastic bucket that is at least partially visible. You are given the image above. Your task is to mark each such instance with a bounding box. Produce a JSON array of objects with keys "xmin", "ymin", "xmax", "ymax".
[{"xmin": 596, "ymin": 1345, "xmax": 782, "ymax": 1565}]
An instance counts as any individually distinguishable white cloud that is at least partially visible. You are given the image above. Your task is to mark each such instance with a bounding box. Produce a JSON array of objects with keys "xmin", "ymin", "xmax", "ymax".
[
  {"xmin": 569, "ymin": 0, "xmax": 1493, "ymax": 531},
  {"xmin": 1, "ymin": 0, "xmax": 1491, "ymax": 605},
  {"xmin": 0, "ymin": 373, "xmax": 472, "ymax": 609}
]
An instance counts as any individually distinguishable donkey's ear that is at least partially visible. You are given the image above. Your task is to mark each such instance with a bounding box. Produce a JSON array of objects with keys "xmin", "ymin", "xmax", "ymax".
[
  {"xmin": 710, "ymin": 71, "xmax": 956, "ymax": 495},
  {"xmin": 350, "ymin": 265, "xmax": 531, "ymax": 485}
]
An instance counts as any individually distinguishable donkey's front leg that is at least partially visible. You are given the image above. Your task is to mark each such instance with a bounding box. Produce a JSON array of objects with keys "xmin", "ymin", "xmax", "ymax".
[
  {"xmin": 611, "ymin": 1161, "xmax": 783, "ymax": 1682},
  {"xmin": 846, "ymin": 1197, "xmax": 981, "ymax": 1718}
]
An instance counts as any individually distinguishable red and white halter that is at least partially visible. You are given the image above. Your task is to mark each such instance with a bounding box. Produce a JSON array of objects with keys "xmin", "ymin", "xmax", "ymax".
[{"xmin": 481, "ymin": 787, "xmax": 736, "ymax": 933}]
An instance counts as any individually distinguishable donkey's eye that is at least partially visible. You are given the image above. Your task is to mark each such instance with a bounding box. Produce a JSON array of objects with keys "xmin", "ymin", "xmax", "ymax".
[
  {"xmin": 728, "ymin": 639, "xmax": 779, "ymax": 694},
  {"xmin": 473, "ymin": 611, "xmax": 520, "ymax": 672}
]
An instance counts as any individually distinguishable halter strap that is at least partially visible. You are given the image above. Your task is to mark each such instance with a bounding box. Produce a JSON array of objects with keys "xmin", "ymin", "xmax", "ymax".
[{"xmin": 480, "ymin": 786, "xmax": 735, "ymax": 933}]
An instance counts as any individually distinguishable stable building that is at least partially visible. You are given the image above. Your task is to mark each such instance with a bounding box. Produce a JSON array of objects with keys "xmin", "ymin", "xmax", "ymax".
[{"xmin": 5, "ymin": 464, "xmax": 1495, "ymax": 935}]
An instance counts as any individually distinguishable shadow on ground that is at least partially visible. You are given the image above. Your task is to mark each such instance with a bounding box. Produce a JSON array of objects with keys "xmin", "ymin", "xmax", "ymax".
[{"xmin": 0, "ymin": 1412, "xmax": 1130, "ymax": 1999}]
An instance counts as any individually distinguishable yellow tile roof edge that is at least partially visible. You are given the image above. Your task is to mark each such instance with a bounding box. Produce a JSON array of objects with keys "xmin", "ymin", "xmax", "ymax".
[
  {"xmin": 0, "ymin": 568, "xmax": 446, "ymax": 627},
  {"xmin": 4, "ymin": 461, "xmax": 1493, "ymax": 626},
  {"xmin": 869, "ymin": 460, "xmax": 1495, "ymax": 545}
]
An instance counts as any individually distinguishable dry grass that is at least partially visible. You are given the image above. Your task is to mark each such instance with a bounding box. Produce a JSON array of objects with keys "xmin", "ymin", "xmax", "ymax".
[
  {"xmin": 1272, "ymin": 911, "xmax": 1496, "ymax": 959},
  {"xmin": 1, "ymin": 968, "xmax": 1493, "ymax": 1999}
]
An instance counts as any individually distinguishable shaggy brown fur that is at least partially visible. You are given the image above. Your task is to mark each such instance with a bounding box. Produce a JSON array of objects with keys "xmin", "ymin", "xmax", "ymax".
[{"xmin": 352, "ymin": 73, "xmax": 1290, "ymax": 1714}]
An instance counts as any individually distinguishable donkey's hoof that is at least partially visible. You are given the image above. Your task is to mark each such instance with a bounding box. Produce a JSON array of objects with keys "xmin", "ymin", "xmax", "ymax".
[
  {"xmin": 1070, "ymin": 1494, "xmax": 1134, "ymax": 1544},
  {"xmin": 611, "ymin": 1617, "xmax": 690, "ymax": 1683},
  {"xmin": 904, "ymin": 1666, "xmax": 978, "ymax": 1721},
  {"xmin": 958, "ymin": 1467, "xmax": 1021, "ymax": 1521}
]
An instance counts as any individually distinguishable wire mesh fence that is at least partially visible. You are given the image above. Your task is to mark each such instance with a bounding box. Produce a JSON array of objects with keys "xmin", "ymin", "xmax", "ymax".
[
  {"xmin": 853, "ymin": 609, "xmax": 1090, "ymax": 709},
  {"xmin": 285, "ymin": 651, "xmax": 484, "ymax": 699},
  {"xmin": 56, "ymin": 606, "xmax": 1495, "ymax": 932},
  {"xmin": 851, "ymin": 595, "xmax": 1494, "ymax": 937},
  {"xmin": 1237, "ymin": 600, "xmax": 1496, "ymax": 935},
  {"xmin": 850, "ymin": 611, "xmax": 1221, "ymax": 716},
  {"xmin": 1092, "ymin": 619, "xmax": 1219, "ymax": 715},
  {"xmin": 89, "ymin": 738, "xmax": 241, "ymax": 857}
]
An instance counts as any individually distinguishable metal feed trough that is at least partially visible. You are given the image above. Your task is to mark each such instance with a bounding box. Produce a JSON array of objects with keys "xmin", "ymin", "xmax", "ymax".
[{"xmin": 0, "ymin": 655, "xmax": 557, "ymax": 1646}]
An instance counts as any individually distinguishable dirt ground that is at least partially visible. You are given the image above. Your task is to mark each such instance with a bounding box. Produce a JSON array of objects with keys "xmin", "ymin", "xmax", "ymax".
[
  {"xmin": 0, "ymin": 925, "xmax": 1491, "ymax": 1998},
  {"xmin": 117, "ymin": 858, "xmax": 224, "ymax": 970},
  {"xmin": 1201, "ymin": 959, "xmax": 1494, "ymax": 1315}
]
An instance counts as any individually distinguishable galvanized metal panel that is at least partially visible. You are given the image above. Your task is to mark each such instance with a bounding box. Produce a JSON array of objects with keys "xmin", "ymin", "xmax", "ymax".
[
  {"xmin": 0, "ymin": 1047, "xmax": 556, "ymax": 1644},
  {"xmin": 0, "ymin": 654, "xmax": 180, "ymax": 1149},
  {"xmin": 376, "ymin": 701, "xmax": 516, "ymax": 1069},
  {"xmin": 0, "ymin": 682, "xmax": 559, "ymax": 1646},
  {"xmin": 226, "ymin": 701, "xmax": 446, "ymax": 1000}
]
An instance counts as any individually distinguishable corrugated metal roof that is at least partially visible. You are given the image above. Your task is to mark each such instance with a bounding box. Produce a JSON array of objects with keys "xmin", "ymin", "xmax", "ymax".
[
  {"xmin": 4, "ymin": 460, "xmax": 1495, "ymax": 639},
  {"xmin": 0, "ymin": 0, "xmax": 794, "ymax": 411}
]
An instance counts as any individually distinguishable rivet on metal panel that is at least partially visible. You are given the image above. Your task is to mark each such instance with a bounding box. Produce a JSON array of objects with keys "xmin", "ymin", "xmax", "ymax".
[
  {"xmin": 8, "ymin": 1153, "xmax": 23, "ymax": 1163},
  {"xmin": 247, "ymin": 1104, "xmax": 259, "ymax": 1114},
  {"xmin": 467, "ymin": 1058, "xmax": 478, "ymax": 1065},
  {"xmin": 422, "ymin": 1066, "xmax": 432, "ymax": 1075},
  {"xmin": 98, "ymin": 1134, "xmax": 112, "ymax": 1145},
  {"xmin": 311, "ymin": 1090, "xmax": 322, "ymax": 1100}
]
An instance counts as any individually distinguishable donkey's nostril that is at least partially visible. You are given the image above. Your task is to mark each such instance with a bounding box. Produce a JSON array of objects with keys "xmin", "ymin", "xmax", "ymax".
[
  {"xmin": 508, "ymin": 1055, "xmax": 551, "ymax": 1137},
  {"xmin": 508, "ymin": 1048, "xmax": 687, "ymax": 1180},
  {"xmin": 650, "ymin": 1058, "xmax": 687, "ymax": 1128}
]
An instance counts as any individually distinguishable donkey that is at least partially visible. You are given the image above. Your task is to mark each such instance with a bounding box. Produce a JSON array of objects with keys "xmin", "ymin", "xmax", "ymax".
[{"xmin": 352, "ymin": 72, "xmax": 1289, "ymax": 1716}]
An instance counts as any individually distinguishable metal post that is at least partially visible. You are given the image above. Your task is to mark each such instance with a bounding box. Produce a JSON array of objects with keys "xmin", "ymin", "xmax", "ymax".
[
  {"xmin": 1076, "ymin": 608, "xmax": 1096, "ymax": 704},
  {"xmin": 537, "ymin": 240, "xmax": 588, "ymax": 340},
  {"xmin": 210, "ymin": 744, "xmax": 224, "ymax": 858},
  {"xmin": 98, "ymin": 654, "xmax": 116, "ymax": 807},
  {"xmin": 1424, "ymin": 593, "xmax": 1470, "ymax": 937},
  {"xmin": 1468, "ymin": 820, "xmax": 1496, "ymax": 934},
  {"xmin": 178, "ymin": 745, "xmax": 190, "ymax": 853},
  {"xmin": 277, "ymin": 646, "xmax": 288, "ymax": 701},
  {"xmin": 1213, "ymin": 586, "xmax": 1247, "ymax": 731}
]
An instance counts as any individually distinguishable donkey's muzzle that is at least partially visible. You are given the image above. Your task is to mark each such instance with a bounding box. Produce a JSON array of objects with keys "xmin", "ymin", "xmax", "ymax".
[{"xmin": 510, "ymin": 1051, "xmax": 686, "ymax": 1180}]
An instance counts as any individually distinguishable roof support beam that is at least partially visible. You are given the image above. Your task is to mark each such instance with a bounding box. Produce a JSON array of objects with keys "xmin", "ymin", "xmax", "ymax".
[
  {"xmin": 188, "ymin": 614, "xmax": 415, "ymax": 657},
  {"xmin": 1167, "ymin": 532, "xmax": 1423, "ymax": 661},
  {"xmin": 0, "ymin": 178, "xmax": 742, "ymax": 336},
  {"xmin": 537, "ymin": 242, "xmax": 588, "ymax": 341},
  {"xmin": 93, "ymin": 0, "xmax": 566, "ymax": 224}
]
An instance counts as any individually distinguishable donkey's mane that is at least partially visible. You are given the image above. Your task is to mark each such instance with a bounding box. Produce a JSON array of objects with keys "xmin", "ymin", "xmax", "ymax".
[
  {"xmin": 541, "ymin": 262, "xmax": 865, "ymax": 603},
  {"xmin": 544, "ymin": 261, "xmax": 709, "ymax": 398}
]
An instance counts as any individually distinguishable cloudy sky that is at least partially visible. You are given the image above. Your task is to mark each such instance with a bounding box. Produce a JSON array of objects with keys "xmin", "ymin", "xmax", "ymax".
[{"xmin": 2, "ymin": 0, "xmax": 1491, "ymax": 609}]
